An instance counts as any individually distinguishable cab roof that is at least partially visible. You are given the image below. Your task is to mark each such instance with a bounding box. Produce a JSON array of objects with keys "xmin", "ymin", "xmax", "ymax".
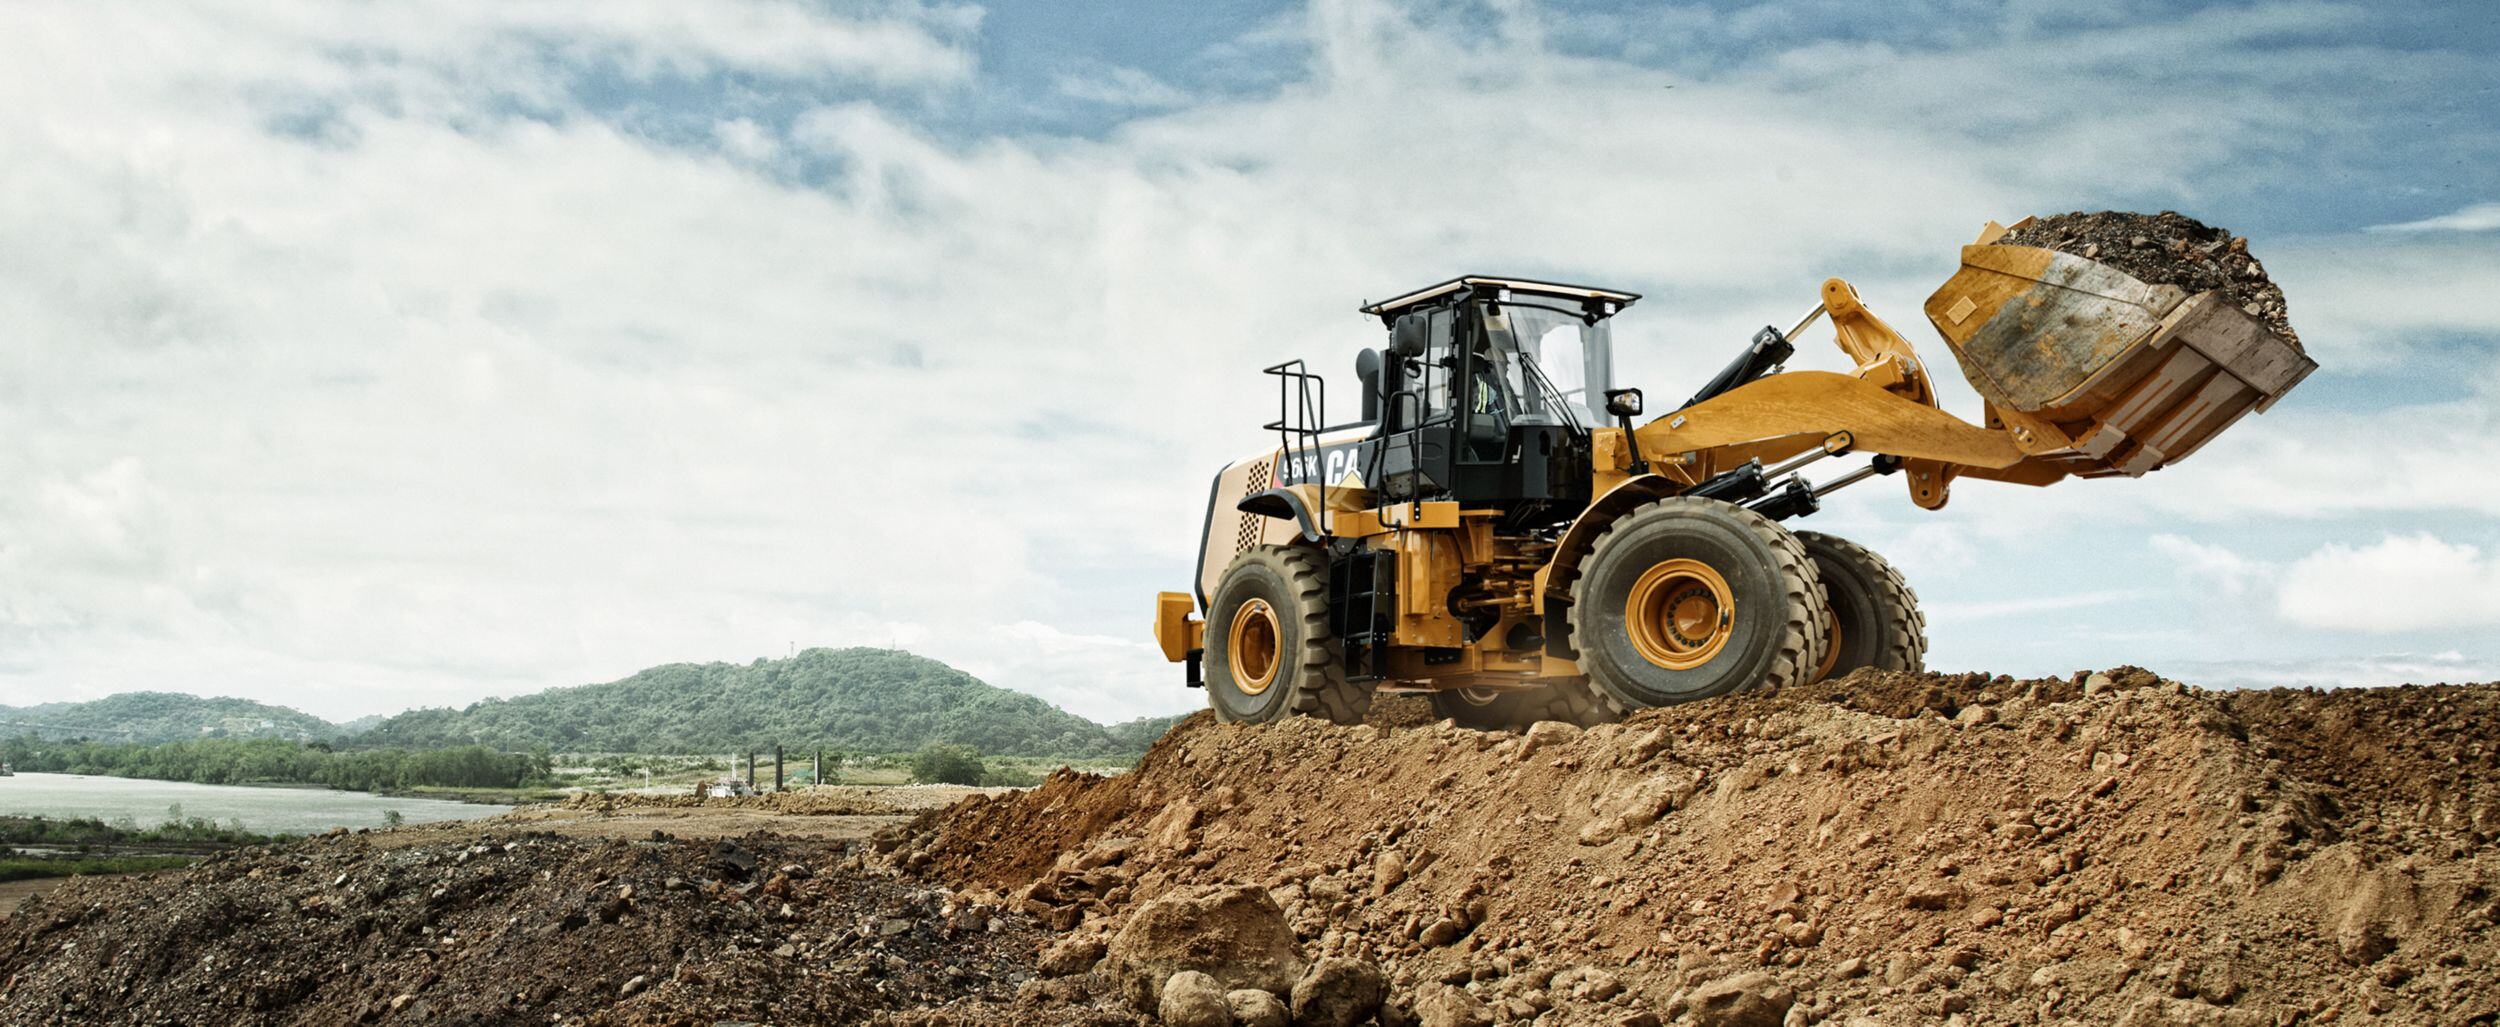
[{"xmin": 1359, "ymin": 275, "xmax": 1641, "ymax": 323}]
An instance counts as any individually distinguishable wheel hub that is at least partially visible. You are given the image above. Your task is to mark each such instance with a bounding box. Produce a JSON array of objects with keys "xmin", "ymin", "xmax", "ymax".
[
  {"xmin": 1228, "ymin": 597, "xmax": 1283, "ymax": 695},
  {"xmin": 1625, "ymin": 558, "xmax": 1735, "ymax": 670}
]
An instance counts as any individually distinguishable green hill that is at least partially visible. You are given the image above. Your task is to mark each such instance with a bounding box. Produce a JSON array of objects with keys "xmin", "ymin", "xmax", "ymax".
[
  {"xmin": 1105, "ymin": 713, "xmax": 1189, "ymax": 752},
  {"xmin": 0, "ymin": 692, "xmax": 341, "ymax": 744},
  {"xmin": 354, "ymin": 648, "xmax": 1178, "ymax": 757}
]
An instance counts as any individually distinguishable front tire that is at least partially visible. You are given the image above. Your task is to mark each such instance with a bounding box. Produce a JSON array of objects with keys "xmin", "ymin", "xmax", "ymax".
[
  {"xmin": 1568, "ymin": 498, "xmax": 1830, "ymax": 712},
  {"xmin": 1205, "ymin": 546, "xmax": 1372, "ymax": 725},
  {"xmin": 1429, "ymin": 681, "xmax": 1616, "ymax": 731},
  {"xmin": 1796, "ymin": 531, "xmax": 1926, "ymax": 682}
]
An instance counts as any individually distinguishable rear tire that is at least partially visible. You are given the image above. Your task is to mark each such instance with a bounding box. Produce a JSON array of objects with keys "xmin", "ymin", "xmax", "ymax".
[
  {"xmin": 1796, "ymin": 531, "xmax": 1926, "ymax": 681},
  {"xmin": 1205, "ymin": 546, "xmax": 1373, "ymax": 725},
  {"xmin": 1567, "ymin": 498, "xmax": 1829, "ymax": 712},
  {"xmin": 1429, "ymin": 681, "xmax": 1616, "ymax": 731}
]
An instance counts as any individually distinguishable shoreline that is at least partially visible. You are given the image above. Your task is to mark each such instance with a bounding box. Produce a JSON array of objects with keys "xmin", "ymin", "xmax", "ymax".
[{"xmin": 3, "ymin": 771, "xmax": 541, "ymax": 808}]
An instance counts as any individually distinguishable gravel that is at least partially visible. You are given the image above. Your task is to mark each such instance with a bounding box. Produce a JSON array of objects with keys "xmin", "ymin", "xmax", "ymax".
[{"xmin": 1999, "ymin": 209, "xmax": 2301, "ymax": 349}]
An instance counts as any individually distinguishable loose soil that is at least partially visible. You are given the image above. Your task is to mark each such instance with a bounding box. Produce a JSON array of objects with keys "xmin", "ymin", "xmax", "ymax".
[
  {"xmin": 5, "ymin": 671, "xmax": 2495, "ymax": 1026},
  {"xmin": 0, "ymin": 831, "xmax": 1048, "ymax": 1026},
  {"xmin": 901, "ymin": 670, "xmax": 2499, "ymax": 1025},
  {"xmin": 0, "ymin": 873, "xmax": 162, "ymax": 917},
  {"xmin": 1998, "ymin": 211, "xmax": 2301, "ymax": 350}
]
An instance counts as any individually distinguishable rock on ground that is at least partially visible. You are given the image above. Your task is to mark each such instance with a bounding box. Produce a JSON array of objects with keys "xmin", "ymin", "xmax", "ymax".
[
  {"xmin": 1037, "ymin": 934, "xmax": 1106, "ymax": 978},
  {"xmin": 1159, "ymin": 970, "xmax": 1234, "ymax": 1027},
  {"xmin": 1289, "ymin": 956, "xmax": 1385, "ymax": 1027},
  {"xmin": 1683, "ymin": 971, "xmax": 1794, "ymax": 1027},
  {"xmin": 1411, "ymin": 982, "xmax": 1492, "ymax": 1027},
  {"xmin": 1226, "ymin": 988, "xmax": 1288, "ymax": 1027},
  {"xmin": 1101, "ymin": 883, "xmax": 1305, "ymax": 1010}
]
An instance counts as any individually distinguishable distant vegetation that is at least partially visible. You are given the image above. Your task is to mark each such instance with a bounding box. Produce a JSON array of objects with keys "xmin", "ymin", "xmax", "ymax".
[
  {"xmin": 0, "ymin": 691, "xmax": 339, "ymax": 744},
  {"xmin": 0, "ymin": 737, "xmax": 552, "ymax": 792},
  {"xmin": 1107, "ymin": 713, "xmax": 1189, "ymax": 752},
  {"xmin": 0, "ymin": 813, "xmax": 291, "ymax": 883},
  {"xmin": 0, "ymin": 855, "xmax": 194, "ymax": 883},
  {"xmin": 909, "ymin": 742, "xmax": 986, "ymax": 786},
  {"xmin": 0, "ymin": 650, "xmax": 1193, "ymax": 789},
  {"xmin": 356, "ymin": 648, "xmax": 1186, "ymax": 757},
  {"xmin": 0, "ymin": 813, "xmax": 283, "ymax": 849}
]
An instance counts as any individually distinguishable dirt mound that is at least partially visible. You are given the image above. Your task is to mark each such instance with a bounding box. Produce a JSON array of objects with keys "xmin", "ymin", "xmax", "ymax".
[
  {"xmin": 9, "ymin": 671, "xmax": 2494, "ymax": 1025},
  {"xmin": 1998, "ymin": 210, "xmax": 2300, "ymax": 350},
  {"xmin": 0, "ymin": 830, "xmax": 1052, "ymax": 1026},
  {"xmin": 893, "ymin": 670, "xmax": 2500, "ymax": 1025},
  {"xmin": 1367, "ymin": 694, "xmax": 1443, "ymax": 730}
]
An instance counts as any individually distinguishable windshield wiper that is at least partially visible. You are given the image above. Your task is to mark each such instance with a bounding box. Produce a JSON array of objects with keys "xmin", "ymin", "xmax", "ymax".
[{"xmin": 1515, "ymin": 348, "xmax": 1586, "ymax": 431}]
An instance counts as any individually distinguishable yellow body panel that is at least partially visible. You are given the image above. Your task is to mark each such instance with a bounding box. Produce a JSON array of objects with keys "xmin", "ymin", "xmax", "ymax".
[{"xmin": 1153, "ymin": 591, "xmax": 1202, "ymax": 662}]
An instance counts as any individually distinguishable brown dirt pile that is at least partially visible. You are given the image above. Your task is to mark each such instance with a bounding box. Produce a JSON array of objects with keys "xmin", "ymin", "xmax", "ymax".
[
  {"xmin": 0, "ymin": 830, "xmax": 1052, "ymax": 1026},
  {"xmin": 7, "ymin": 672, "xmax": 2493, "ymax": 1026},
  {"xmin": 1998, "ymin": 211, "xmax": 2300, "ymax": 350},
  {"xmin": 894, "ymin": 670, "xmax": 2500, "ymax": 1025}
]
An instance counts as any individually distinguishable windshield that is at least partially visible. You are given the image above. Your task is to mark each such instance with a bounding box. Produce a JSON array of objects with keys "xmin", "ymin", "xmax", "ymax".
[{"xmin": 1475, "ymin": 298, "xmax": 1613, "ymax": 428}]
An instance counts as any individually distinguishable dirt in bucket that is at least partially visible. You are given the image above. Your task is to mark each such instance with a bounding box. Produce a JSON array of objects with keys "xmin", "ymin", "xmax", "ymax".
[{"xmin": 1999, "ymin": 210, "xmax": 2300, "ymax": 350}]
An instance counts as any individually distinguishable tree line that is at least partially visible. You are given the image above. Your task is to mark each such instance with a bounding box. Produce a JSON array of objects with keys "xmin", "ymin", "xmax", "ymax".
[
  {"xmin": 354, "ymin": 648, "xmax": 1185, "ymax": 757},
  {"xmin": 1, "ymin": 736, "xmax": 551, "ymax": 792},
  {"xmin": 0, "ymin": 812, "xmax": 276, "ymax": 848}
]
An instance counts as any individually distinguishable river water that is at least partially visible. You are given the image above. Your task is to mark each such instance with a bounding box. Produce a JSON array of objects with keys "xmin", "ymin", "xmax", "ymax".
[{"xmin": 0, "ymin": 773, "xmax": 508, "ymax": 835}]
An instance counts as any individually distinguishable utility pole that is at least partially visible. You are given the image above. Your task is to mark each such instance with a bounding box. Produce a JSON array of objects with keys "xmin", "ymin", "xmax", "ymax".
[
  {"xmin": 814, "ymin": 749, "xmax": 824, "ymax": 788},
  {"xmin": 744, "ymin": 752, "xmax": 755, "ymax": 792},
  {"xmin": 772, "ymin": 744, "xmax": 784, "ymax": 793}
]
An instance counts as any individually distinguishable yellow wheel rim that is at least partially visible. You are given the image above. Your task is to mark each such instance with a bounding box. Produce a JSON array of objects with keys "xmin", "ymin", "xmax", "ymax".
[
  {"xmin": 1625, "ymin": 558, "xmax": 1735, "ymax": 671},
  {"xmin": 1813, "ymin": 607, "xmax": 1843, "ymax": 683},
  {"xmin": 1228, "ymin": 597, "xmax": 1282, "ymax": 696}
]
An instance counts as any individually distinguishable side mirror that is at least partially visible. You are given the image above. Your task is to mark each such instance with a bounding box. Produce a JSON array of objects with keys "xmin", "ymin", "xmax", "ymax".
[
  {"xmin": 1605, "ymin": 388, "xmax": 1644, "ymax": 418},
  {"xmin": 1389, "ymin": 313, "xmax": 1429, "ymax": 358},
  {"xmin": 1355, "ymin": 348, "xmax": 1383, "ymax": 422}
]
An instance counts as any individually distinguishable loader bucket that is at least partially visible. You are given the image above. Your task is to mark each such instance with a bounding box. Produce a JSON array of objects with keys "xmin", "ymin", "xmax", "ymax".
[{"xmin": 1923, "ymin": 243, "xmax": 2316, "ymax": 478}]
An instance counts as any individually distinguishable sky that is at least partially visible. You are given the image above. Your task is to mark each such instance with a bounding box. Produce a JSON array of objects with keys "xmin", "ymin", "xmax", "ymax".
[{"xmin": 1, "ymin": 0, "xmax": 2495, "ymax": 725}]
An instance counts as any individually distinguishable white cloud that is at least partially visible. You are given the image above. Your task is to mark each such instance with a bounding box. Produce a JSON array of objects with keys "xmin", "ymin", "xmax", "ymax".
[
  {"xmin": 2172, "ymin": 650, "xmax": 2500, "ymax": 690},
  {"xmin": 2260, "ymin": 235, "xmax": 2500, "ymax": 366},
  {"xmin": 2366, "ymin": 201, "xmax": 2500, "ymax": 234},
  {"xmin": 0, "ymin": 0, "xmax": 2494, "ymax": 725},
  {"xmin": 713, "ymin": 118, "xmax": 782, "ymax": 165},
  {"xmin": 2149, "ymin": 533, "xmax": 2270, "ymax": 596},
  {"xmin": 1056, "ymin": 66, "xmax": 1192, "ymax": 109},
  {"xmin": 2278, "ymin": 533, "xmax": 2500, "ymax": 633}
]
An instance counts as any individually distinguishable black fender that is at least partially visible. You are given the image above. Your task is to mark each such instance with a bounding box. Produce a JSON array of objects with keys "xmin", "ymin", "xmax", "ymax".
[
  {"xmin": 1237, "ymin": 488, "xmax": 1325, "ymax": 542},
  {"xmin": 1542, "ymin": 474, "xmax": 1684, "ymax": 657}
]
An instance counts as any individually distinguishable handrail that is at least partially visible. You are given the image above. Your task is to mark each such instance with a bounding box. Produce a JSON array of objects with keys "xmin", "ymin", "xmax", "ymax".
[{"xmin": 1262, "ymin": 360, "xmax": 1328, "ymax": 518}]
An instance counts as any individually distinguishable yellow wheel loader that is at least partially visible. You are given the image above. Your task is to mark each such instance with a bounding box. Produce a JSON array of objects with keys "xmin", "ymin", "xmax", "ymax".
[{"xmin": 1152, "ymin": 221, "xmax": 2316, "ymax": 728}]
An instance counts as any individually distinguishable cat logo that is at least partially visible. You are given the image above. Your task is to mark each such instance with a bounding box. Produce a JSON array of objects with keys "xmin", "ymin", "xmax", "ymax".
[{"xmin": 1283, "ymin": 446, "xmax": 1366, "ymax": 488}]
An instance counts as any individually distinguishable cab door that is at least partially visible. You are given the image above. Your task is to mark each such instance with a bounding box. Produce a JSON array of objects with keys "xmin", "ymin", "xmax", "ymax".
[{"xmin": 1371, "ymin": 303, "xmax": 1460, "ymax": 501}]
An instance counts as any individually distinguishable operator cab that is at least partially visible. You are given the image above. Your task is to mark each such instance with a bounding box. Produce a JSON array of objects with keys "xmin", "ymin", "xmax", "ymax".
[{"xmin": 1350, "ymin": 276, "xmax": 1640, "ymax": 527}]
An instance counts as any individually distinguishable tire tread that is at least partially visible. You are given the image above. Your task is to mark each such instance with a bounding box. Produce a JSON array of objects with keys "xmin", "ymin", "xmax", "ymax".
[
  {"xmin": 1794, "ymin": 530, "xmax": 1926, "ymax": 676},
  {"xmin": 1215, "ymin": 545, "xmax": 1373, "ymax": 725},
  {"xmin": 1564, "ymin": 497, "xmax": 1831, "ymax": 715}
]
